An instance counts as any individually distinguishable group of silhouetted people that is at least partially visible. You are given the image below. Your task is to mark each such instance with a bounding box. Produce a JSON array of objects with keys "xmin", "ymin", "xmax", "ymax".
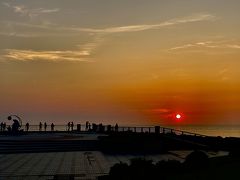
[
  {"xmin": 0, "ymin": 121, "xmax": 21, "ymax": 132},
  {"xmin": 86, "ymin": 123, "xmax": 119, "ymax": 133},
  {"xmin": 38, "ymin": 122, "xmax": 55, "ymax": 131},
  {"xmin": 1, "ymin": 119, "xmax": 21, "ymax": 133},
  {"xmin": 1, "ymin": 120, "xmax": 119, "ymax": 133},
  {"xmin": 67, "ymin": 122, "xmax": 74, "ymax": 131},
  {"xmin": 84, "ymin": 121, "xmax": 118, "ymax": 132}
]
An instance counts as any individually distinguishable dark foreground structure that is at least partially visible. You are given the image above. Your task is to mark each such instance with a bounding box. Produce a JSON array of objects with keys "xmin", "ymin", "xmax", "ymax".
[
  {"xmin": 0, "ymin": 125, "xmax": 240, "ymax": 179},
  {"xmin": 99, "ymin": 151, "xmax": 240, "ymax": 180}
]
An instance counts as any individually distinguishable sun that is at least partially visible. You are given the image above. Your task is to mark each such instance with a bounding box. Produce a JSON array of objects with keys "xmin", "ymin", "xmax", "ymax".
[{"xmin": 176, "ymin": 114, "xmax": 181, "ymax": 119}]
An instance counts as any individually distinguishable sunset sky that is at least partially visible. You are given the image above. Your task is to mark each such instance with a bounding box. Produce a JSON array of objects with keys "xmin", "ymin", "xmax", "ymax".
[{"xmin": 1, "ymin": 0, "xmax": 240, "ymax": 125}]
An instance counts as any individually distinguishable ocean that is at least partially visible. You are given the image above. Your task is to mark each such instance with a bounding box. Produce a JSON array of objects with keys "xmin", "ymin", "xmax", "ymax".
[{"xmin": 167, "ymin": 125, "xmax": 240, "ymax": 138}]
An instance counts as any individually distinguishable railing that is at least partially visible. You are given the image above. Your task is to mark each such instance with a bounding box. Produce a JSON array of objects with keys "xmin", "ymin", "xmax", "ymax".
[
  {"xmin": 116, "ymin": 126, "xmax": 207, "ymax": 137},
  {"xmin": 0, "ymin": 124, "xmax": 208, "ymax": 138}
]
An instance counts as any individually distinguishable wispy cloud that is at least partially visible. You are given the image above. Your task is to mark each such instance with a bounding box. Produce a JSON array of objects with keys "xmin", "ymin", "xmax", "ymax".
[
  {"xmin": 0, "ymin": 31, "xmax": 52, "ymax": 38},
  {"xmin": 226, "ymin": 44, "xmax": 240, "ymax": 49},
  {"xmin": 0, "ymin": 13, "xmax": 216, "ymax": 37},
  {"xmin": 0, "ymin": 13, "xmax": 216, "ymax": 62},
  {"xmin": 76, "ymin": 35, "xmax": 104, "ymax": 56},
  {"xmin": 56, "ymin": 13, "xmax": 216, "ymax": 34},
  {"xmin": 168, "ymin": 40, "xmax": 240, "ymax": 51},
  {"xmin": 151, "ymin": 108, "xmax": 171, "ymax": 114},
  {"xmin": 2, "ymin": 34, "xmax": 103, "ymax": 62},
  {"xmin": 3, "ymin": 49, "xmax": 93, "ymax": 62},
  {"xmin": 2, "ymin": 2, "xmax": 59, "ymax": 18}
]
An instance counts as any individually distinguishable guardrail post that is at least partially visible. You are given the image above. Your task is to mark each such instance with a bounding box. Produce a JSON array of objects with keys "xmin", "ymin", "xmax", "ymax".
[{"xmin": 155, "ymin": 126, "xmax": 160, "ymax": 134}]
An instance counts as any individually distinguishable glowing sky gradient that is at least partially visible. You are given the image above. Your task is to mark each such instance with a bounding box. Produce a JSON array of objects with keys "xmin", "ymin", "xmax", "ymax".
[{"xmin": 1, "ymin": 0, "xmax": 240, "ymax": 125}]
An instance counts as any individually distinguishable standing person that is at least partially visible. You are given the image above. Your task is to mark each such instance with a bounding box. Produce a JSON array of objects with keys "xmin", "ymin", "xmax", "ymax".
[
  {"xmin": 67, "ymin": 122, "xmax": 70, "ymax": 131},
  {"xmin": 71, "ymin": 122, "xmax": 74, "ymax": 131},
  {"xmin": 25, "ymin": 122, "xmax": 30, "ymax": 131},
  {"xmin": 3, "ymin": 122, "xmax": 6, "ymax": 131},
  {"xmin": 44, "ymin": 122, "xmax": 47, "ymax": 131},
  {"xmin": 12, "ymin": 120, "xmax": 20, "ymax": 132},
  {"xmin": 39, "ymin": 122, "xmax": 42, "ymax": 131},
  {"xmin": 115, "ymin": 123, "xmax": 119, "ymax": 132},
  {"xmin": 85, "ymin": 121, "xmax": 89, "ymax": 131},
  {"xmin": 51, "ymin": 123, "xmax": 54, "ymax": 131}
]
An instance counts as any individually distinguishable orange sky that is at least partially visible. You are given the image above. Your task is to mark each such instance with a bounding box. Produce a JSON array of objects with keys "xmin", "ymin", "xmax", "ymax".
[{"xmin": 1, "ymin": 0, "xmax": 240, "ymax": 125}]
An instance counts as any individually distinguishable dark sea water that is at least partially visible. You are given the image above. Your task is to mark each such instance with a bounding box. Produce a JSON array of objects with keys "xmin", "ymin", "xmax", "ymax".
[
  {"xmin": 167, "ymin": 125, "xmax": 240, "ymax": 138},
  {"xmin": 22, "ymin": 124, "xmax": 240, "ymax": 137}
]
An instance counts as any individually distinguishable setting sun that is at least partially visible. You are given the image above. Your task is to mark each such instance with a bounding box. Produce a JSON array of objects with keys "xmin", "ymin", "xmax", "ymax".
[{"xmin": 176, "ymin": 114, "xmax": 181, "ymax": 119}]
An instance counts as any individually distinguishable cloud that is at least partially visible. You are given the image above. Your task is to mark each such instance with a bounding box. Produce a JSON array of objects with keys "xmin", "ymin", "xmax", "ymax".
[
  {"xmin": 3, "ymin": 49, "xmax": 93, "ymax": 62},
  {"xmin": 0, "ymin": 13, "xmax": 216, "ymax": 62},
  {"xmin": 2, "ymin": 2, "xmax": 11, "ymax": 7},
  {"xmin": 226, "ymin": 44, "xmax": 240, "ymax": 49},
  {"xmin": 76, "ymin": 35, "xmax": 104, "ymax": 56},
  {"xmin": 168, "ymin": 40, "xmax": 240, "ymax": 51},
  {"xmin": 0, "ymin": 31, "xmax": 103, "ymax": 62},
  {"xmin": 0, "ymin": 31, "xmax": 49, "ymax": 38},
  {"xmin": 38, "ymin": 8, "xmax": 59, "ymax": 13},
  {"xmin": 169, "ymin": 44, "xmax": 196, "ymax": 50},
  {"xmin": 72, "ymin": 14, "xmax": 216, "ymax": 34},
  {"xmin": 151, "ymin": 108, "xmax": 171, "ymax": 114},
  {"xmin": 1, "ymin": 34, "xmax": 103, "ymax": 62},
  {"xmin": 0, "ymin": 13, "xmax": 216, "ymax": 37},
  {"xmin": 2, "ymin": 2, "xmax": 60, "ymax": 18}
]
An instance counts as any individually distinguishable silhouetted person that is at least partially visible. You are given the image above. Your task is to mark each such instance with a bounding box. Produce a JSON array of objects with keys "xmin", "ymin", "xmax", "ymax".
[
  {"xmin": 116, "ymin": 123, "xmax": 119, "ymax": 131},
  {"xmin": 71, "ymin": 122, "xmax": 74, "ymax": 131},
  {"xmin": 99, "ymin": 123, "xmax": 104, "ymax": 132},
  {"xmin": 67, "ymin": 122, "xmax": 70, "ymax": 131},
  {"xmin": 51, "ymin": 123, "xmax": 54, "ymax": 131},
  {"xmin": 0, "ymin": 122, "xmax": 3, "ymax": 131},
  {"xmin": 44, "ymin": 122, "xmax": 47, "ymax": 131},
  {"xmin": 115, "ymin": 123, "xmax": 119, "ymax": 132},
  {"xmin": 92, "ymin": 123, "xmax": 98, "ymax": 132},
  {"xmin": 39, "ymin": 122, "xmax": 42, "ymax": 131},
  {"xmin": 25, "ymin": 122, "xmax": 29, "ymax": 131},
  {"xmin": 3, "ymin": 123, "xmax": 6, "ymax": 131},
  {"xmin": 12, "ymin": 119, "xmax": 20, "ymax": 132},
  {"xmin": 85, "ymin": 121, "xmax": 89, "ymax": 131}
]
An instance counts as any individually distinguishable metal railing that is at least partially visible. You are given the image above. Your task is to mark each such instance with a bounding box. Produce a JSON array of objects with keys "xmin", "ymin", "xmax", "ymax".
[{"xmin": 0, "ymin": 124, "xmax": 208, "ymax": 138}]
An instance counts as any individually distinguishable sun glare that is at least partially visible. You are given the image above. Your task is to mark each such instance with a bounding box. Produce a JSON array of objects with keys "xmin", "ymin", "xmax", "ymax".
[{"xmin": 176, "ymin": 114, "xmax": 181, "ymax": 119}]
